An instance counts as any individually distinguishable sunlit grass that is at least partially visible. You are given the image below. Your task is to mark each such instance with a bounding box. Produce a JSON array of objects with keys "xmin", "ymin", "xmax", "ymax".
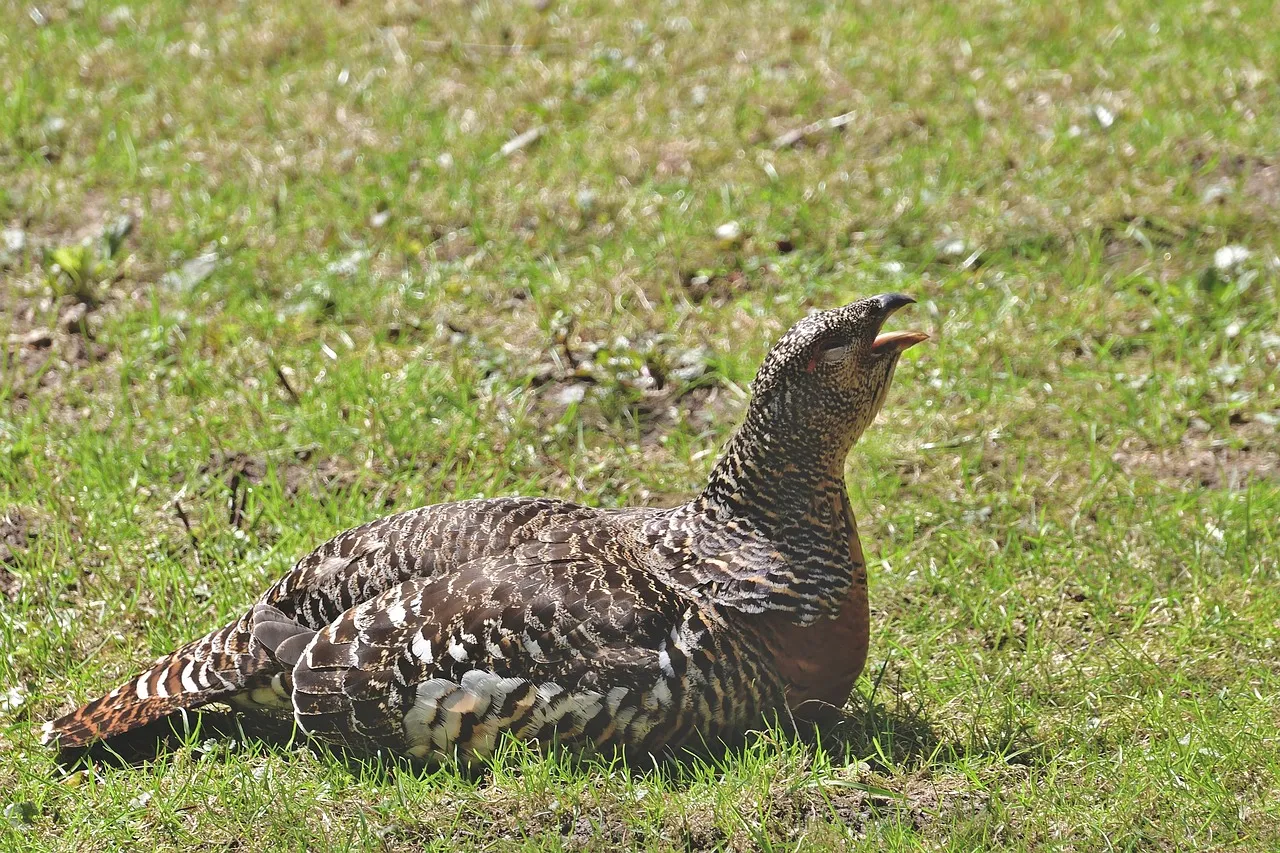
[{"xmin": 2, "ymin": 0, "xmax": 1278, "ymax": 849}]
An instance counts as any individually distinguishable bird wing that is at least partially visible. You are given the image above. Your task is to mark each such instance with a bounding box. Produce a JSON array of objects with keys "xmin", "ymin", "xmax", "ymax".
[
  {"xmin": 275, "ymin": 526, "xmax": 706, "ymax": 759},
  {"xmin": 256, "ymin": 496, "xmax": 610, "ymax": 630},
  {"xmin": 42, "ymin": 499, "xmax": 616, "ymax": 750}
]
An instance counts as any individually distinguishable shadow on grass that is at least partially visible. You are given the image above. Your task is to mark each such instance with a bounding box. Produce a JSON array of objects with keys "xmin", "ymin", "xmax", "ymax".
[
  {"xmin": 53, "ymin": 709, "xmax": 510, "ymax": 781},
  {"xmin": 809, "ymin": 690, "xmax": 1046, "ymax": 772},
  {"xmin": 53, "ymin": 685, "xmax": 1043, "ymax": 780},
  {"xmin": 52, "ymin": 708, "xmax": 302, "ymax": 771}
]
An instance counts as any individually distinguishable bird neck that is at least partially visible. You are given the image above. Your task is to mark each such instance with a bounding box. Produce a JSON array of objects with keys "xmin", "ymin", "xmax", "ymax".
[
  {"xmin": 699, "ymin": 404, "xmax": 852, "ymax": 530},
  {"xmin": 643, "ymin": 408, "xmax": 862, "ymax": 625}
]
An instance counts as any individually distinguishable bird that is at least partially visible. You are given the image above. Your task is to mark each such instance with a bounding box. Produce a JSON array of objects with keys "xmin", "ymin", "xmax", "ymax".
[{"xmin": 42, "ymin": 293, "xmax": 927, "ymax": 762}]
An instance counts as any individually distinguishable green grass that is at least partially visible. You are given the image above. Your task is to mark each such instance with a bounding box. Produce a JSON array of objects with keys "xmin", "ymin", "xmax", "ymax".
[{"xmin": 2, "ymin": 0, "xmax": 1278, "ymax": 848}]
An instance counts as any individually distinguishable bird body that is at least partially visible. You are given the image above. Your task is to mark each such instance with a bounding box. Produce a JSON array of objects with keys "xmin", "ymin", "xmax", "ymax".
[{"xmin": 43, "ymin": 294, "xmax": 926, "ymax": 762}]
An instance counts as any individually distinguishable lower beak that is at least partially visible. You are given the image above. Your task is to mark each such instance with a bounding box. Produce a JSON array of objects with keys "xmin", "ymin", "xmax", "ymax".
[
  {"xmin": 869, "ymin": 293, "xmax": 929, "ymax": 353},
  {"xmin": 872, "ymin": 329, "xmax": 929, "ymax": 353}
]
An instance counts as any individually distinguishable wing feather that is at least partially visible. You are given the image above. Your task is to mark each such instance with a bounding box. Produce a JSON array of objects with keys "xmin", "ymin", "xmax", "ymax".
[{"xmin": 289, "ymin": 521, "xmax": 694, "ymax": 759}]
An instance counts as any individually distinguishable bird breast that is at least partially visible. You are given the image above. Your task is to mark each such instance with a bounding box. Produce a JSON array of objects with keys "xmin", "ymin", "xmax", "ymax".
[{"xmin": 755, "ymin": 505, "xmax": 870, "ymax": 723}]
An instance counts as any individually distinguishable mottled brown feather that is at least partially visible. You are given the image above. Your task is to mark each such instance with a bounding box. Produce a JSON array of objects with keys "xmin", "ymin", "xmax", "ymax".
[{"xmin": 43, "ymin": 294, "xmax": 922, "ymax": 760}]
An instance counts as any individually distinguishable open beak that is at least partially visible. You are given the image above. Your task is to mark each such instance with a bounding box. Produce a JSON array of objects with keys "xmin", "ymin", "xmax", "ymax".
[{"xmin": 869, "ymin": 293, "xmax": 929, "ymax": 354}]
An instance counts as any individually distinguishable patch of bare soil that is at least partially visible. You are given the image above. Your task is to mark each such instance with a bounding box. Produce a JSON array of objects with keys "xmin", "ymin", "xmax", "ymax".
[
  {"xmin": 1191, "ymin": 152, "xmax": 1280, "ymax": 212},
  {"xmin": 683, "ymin": 267, "xmax": 750, "ymax": 304},
  {"xmin": 3, "ymin": 295, "xmax": 109, "ymax": 404},
  {"xmin": 197, "ymin": 449, "xmax": 368, "ymax": 528},
  {"xmin": 1243, "ymin": 163, "xmax": 1280, "ymax": 210},
  {"xmin": 2, "ymin": 202, "xmax": 145, "ymax": 416},
  {"xmin": 383, "ymin": 766, "xmax": 989, "ymax": 851},
  {"xmin": 0, "ymin": 508, "xmax": 33, "ymax": 600},
  {"xmin": 526, "ymin": 327, "xmax": 741, "ymax": 447},
  {"xmin": 1111, "ymin": 436, "xmax": 1279, "ymax": 490},
  {"xmin": 538, "ymin": 374, "xmax": 740, "ymax": 452},
  {"xmin": 5, "ymin": 190, "xmax": 127, "ymax": 250}
]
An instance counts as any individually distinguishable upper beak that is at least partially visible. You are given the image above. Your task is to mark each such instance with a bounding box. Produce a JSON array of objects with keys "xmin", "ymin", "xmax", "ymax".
[{"xmin": 869, "ymin": 293, "xmax": 929, "ymax": 354}]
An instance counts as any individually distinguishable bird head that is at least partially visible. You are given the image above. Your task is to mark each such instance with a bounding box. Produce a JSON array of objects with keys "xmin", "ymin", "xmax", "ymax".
[{"xmin": 746, "ymin": 293, "xmax": 927, "ymax": 459}]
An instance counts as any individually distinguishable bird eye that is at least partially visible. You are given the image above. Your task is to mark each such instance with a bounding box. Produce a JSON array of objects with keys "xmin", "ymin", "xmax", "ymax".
[
  {"xmin": 803, "ymin": 337, "xmax": 852, "ymax": 372},
  {"xmin": 817, "ymin": 340, "xmax": 851, "ymax": 365}
]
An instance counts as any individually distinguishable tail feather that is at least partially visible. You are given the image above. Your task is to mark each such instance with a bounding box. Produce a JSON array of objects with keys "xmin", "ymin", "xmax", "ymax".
[
  {"xmin": 41, "ymin": 684, "xmax": 219, "ymax": 749},
  {"xmin": 42, "ymin": 621, "xmax": 257, "ymax": 749},
  {"xmin": 43, "ymin": 606, "xmax": 319, "ymax": 750}
]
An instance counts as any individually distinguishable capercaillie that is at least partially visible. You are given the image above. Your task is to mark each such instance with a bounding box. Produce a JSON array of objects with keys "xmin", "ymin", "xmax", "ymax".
[{"xmin": 43, "ymin": 293, "xmax": 927, "ymax": 762}]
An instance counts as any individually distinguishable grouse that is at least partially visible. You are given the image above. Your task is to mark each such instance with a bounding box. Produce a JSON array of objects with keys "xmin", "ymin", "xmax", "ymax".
[{"xmin": 43, "ymin": 293, "xmax": 927, "ymax": 761}]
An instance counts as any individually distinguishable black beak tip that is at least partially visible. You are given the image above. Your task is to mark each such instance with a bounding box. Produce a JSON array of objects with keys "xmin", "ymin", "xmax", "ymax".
[{"xmin": 874, "ymin": 293, "xmax": 916, "ymax": 313}]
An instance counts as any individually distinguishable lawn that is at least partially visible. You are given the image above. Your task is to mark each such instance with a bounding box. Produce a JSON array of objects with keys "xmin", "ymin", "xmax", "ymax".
[{"xmin": 2, "ymin": 0, "xmax": 1278, "ymax": 849}]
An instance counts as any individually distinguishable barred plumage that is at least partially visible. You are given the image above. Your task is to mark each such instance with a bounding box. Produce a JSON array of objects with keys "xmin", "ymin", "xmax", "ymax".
[{"xmin": 43, "ymin": 293, "xmax": 926, "ymax": 761}]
